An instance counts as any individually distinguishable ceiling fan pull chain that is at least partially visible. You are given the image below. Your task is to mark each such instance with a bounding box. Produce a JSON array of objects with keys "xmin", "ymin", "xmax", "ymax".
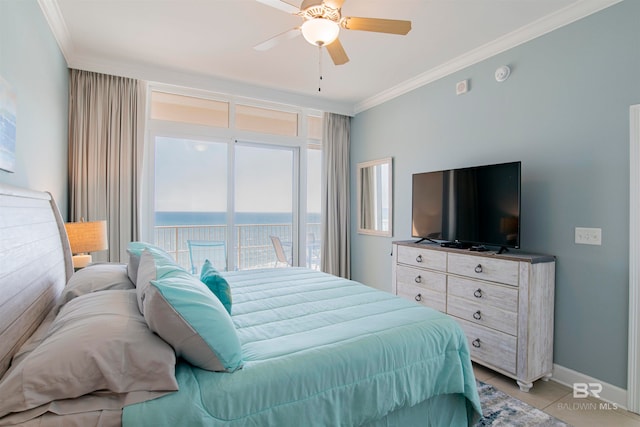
[{"xmin": 318, "ymin": 45, "xmax": 323, "ymax": 92}]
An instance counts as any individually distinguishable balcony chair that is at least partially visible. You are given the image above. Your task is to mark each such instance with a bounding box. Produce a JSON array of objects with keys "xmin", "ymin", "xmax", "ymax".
[
  {"xmin": 269, "ymin": 235, "xmax": 291, "ymax": 267},
  {"xmin": 187, "ymin": 239, "xmax": 227, "ymax": 274}
]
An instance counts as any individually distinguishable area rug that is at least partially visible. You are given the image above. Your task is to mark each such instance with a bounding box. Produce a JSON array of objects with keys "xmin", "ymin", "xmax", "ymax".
[{"xmin": 475, "ymin": 381, "xmax": 569, "ymax": 426}]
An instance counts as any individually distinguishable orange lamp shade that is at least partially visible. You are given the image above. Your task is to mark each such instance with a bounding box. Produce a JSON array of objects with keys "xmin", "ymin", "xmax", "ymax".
[{"xmin": 65, "ymin": 220, "xmax": 108, "ymax": 268}]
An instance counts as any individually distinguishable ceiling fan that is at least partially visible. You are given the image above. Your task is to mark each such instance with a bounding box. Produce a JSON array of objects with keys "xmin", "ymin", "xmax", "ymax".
[{"xmin": 254, "ymin": 0, "xmax": 412, "ymax": 65}]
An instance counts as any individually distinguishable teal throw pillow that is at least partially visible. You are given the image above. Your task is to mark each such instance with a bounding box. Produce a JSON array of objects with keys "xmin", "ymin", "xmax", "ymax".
[
  {"xmin": 141, "ymin": 270, "xmax": 243, "ymax": 372},
  {"xmin": 200, "ymin": 259, "xmax": 232, "ymax": 314}
]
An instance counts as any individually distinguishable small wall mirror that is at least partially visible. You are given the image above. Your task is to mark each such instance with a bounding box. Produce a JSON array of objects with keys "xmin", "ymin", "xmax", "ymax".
[{"xmin": 357, "ymin": 157, "xmax": 393, "ymax": 236}]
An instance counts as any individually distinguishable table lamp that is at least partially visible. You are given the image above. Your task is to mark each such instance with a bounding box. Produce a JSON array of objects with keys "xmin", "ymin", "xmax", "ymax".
[{"xmin": 65, "ymin": 219, "xmax": 108, "ymax": 269}]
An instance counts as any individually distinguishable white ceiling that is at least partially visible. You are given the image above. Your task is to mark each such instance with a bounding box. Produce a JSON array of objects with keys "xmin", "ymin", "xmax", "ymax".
[{"xmin": 39, "ymin": 0, "xmax": 620, "ymax": 115}]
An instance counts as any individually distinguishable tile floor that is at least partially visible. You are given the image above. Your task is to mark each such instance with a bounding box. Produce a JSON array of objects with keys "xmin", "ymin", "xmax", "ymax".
[{"xmin": 473, "ymin": 363, "xmax": 640, "ymax": 426}]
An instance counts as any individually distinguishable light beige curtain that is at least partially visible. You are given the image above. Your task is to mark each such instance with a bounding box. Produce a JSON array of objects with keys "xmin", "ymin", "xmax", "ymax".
[
  {"xmin": 68, "ymin": 69, "xmax": 146, "ymax": 262},
  {"xmin": 321, "ymin": 112, "xmax": 351, "ymax": 278},
  {"xmin": 360, "ymin": 166, "xmax": 374, "ymax": 230}
]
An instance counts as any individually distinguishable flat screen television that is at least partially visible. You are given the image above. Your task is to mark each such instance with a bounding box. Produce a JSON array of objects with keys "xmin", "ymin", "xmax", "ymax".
[{"xmin": 411, "ymin": 161, "xmax": 521, "ymax": 251}]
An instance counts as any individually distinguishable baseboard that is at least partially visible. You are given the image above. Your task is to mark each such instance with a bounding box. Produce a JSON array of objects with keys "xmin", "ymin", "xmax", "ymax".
[{"xmin": 551, "ymin": 363, "xmax": 629, "ymax": 410}]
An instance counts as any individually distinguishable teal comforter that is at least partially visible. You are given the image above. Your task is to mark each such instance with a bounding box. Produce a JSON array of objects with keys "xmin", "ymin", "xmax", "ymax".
[{"xmin": 124, "ymin": 268, "xmax": 481, "ymax": 426}]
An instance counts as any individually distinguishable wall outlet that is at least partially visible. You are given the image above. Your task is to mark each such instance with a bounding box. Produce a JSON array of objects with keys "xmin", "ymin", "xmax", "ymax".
[{"xmin": 575, "ymin": 227, "xmax": 602, "ymax": 245}]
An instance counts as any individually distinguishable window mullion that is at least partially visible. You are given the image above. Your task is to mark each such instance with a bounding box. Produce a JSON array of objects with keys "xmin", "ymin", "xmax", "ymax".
[{"xmin": 227, "ymin": 140, "xmax": 237, "ymax": 271}]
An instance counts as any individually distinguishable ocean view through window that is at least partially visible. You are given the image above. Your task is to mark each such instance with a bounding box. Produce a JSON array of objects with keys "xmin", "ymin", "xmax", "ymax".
[
  {"xmin": 146, "ymin": 86, "xmax": 323, "ymax": 272},
  {"xmin": 153, "ymin": 211, "xmax": 321, "ymax": 271}
]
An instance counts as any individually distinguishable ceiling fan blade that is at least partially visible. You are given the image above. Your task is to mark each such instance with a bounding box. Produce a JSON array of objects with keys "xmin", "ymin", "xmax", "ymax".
[
  {"xmin": 254, "ymin": 28, "xmax": 301, "ymax": 51},
  {"xmin": 255, "ymin": 0, "xmax": 300, "ymax": 14},
  {"xmin": 326, "ymin": 38, "xmax": 349, "ymax": 65},
  {"xmin": 300, "ymin": 0, "xmax": 324, "ymax": 10},
  {"xmin": 324, "ymin": 0, "xmax": 346, "ymax": 9},
  {"xmin": 342, "ymin": 17, "xmax": 411, "ymax": 35}
]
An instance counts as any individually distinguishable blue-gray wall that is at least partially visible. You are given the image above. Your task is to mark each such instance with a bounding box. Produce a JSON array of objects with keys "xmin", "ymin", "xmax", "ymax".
[
  {"xmin": 351, "ymin": 1, "xmax": 640, "ymax": 389},
  {"xmin": 0, "ymin": 0, "xmax": 68, "ymax": 215}
]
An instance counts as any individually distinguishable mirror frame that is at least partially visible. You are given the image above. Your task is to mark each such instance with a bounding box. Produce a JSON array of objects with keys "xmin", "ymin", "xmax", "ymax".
[{"xmin": 356, "ymin": 157, "xmax": 393, "ymax": 237}]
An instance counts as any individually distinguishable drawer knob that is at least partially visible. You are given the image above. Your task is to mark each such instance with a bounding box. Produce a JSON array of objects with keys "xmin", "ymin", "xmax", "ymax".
[
  {"xmin": 416, "ymin": 254, "xmax": 423, "ymax": 263},
  {"xmin": 415, "ymin": 275, "xmax": 422, "ymax": 283},
  {"xmin": 473, "ymin": 288, "xmax": 483, "ymax": 298},
  {"xmin": 473, "ymin": 310, "xmax": 482, "ymax": 320},
  {"xmin": 474, "ymin": 264, "xmax": 483, "ymax": 273},
  {"xmin": 472, "ymin": 338, "xmax": 481, "ymax": 348},
  {"xmin": 414, "ymin": 293, "xmax": 422, "ymax": 302}
]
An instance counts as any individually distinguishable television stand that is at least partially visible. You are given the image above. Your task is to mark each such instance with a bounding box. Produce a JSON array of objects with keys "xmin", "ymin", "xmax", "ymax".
[
  {"xmin": 497, "ymin": 246, "xmax": 510, "ymax": 254},
  {"xmin": 440, "ymin": 240, "xmax": 473, "ymax": 249},
  {"xmin": 469, "ymin": 245, "xmax": 490, "ymax": 252}
]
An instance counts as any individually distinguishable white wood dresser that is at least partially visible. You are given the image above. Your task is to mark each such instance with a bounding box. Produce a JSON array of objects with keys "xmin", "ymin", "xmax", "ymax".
[{"xmin": 391, "ymin": 240, "xmax": 556, "ymax": 391}]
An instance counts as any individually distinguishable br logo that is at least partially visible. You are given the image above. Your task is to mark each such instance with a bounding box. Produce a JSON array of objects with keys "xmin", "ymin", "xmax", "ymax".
[{"xmin": 573, "ymin": 382, "xmax": 603, "ymax": 398}]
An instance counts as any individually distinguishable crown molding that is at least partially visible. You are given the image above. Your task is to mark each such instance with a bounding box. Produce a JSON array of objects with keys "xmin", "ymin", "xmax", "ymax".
[
  {"xmin": 36, "ymin": 0, "xmax": 354, "ymax": 115},
  {"xmin": 38, "ymin": 0, "xmax": 621, "ymax": 116},
  {"xmin": 37, "ymin": 0, "xmax": 74, "ymax": 64},
  {"xmin": 354, "ymin": 0, "xmax": 623, "ymax": 114},
  {"xmin": 68, "ymin": 54, "xmax": 355, "ymax": 116}
]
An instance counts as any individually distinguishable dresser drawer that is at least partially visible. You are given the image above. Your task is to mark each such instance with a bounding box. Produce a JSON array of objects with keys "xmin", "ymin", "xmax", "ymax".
[
  {"xmin": 447, "ymin": 295, "xmax": 517, "ymax": 335},
  {"xmin": 448, "ymin": 276, "xmax": 518, "ymax": 312},
  {"xmin": 397, "ymin": 245, "xmax": 447, "ymax": 271},
  {"xmin": 396, "ymin": 265, "xmax": 446, "ymax": 293},
  {"xmin": 456, "ymin": 318, "xmax": 517, "ymax": 374},
  {"xmin": 397, "ymin": 283, "xmax": 446, "ymax": 312},
  {"xmin": 448, "ymin": 253, "xmax": 519, "ymax": 286}
]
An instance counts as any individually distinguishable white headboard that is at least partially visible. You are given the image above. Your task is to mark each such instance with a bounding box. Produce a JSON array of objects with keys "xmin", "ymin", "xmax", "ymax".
[{"xmin": 0, "ymin": 183, "xmax": 73, "ymax": 377}]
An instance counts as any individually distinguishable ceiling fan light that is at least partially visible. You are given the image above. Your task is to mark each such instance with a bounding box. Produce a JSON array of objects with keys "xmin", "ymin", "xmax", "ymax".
[{"xmin": 301, "ymin": 18, "xmax": 339, "ymax": 46}]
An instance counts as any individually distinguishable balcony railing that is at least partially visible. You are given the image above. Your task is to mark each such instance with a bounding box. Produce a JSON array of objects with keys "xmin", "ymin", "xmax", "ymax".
[{"xmin": 153, "ymin": 223, "xmax": 321, "ymax": 272}]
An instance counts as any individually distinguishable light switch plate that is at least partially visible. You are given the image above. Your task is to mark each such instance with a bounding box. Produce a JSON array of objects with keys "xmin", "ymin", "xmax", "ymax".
[{"xmin": 575, "ymin": 227, "xmax": 602, "ymax": 245}]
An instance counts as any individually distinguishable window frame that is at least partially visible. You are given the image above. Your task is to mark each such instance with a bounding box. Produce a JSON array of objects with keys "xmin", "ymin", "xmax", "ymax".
[{"xmin": 142, "ymin": 83, "xmax": 323, "ymax": 269}]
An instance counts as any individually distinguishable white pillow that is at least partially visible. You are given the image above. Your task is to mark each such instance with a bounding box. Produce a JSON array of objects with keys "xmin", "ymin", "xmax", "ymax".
[
  {"xmin": 57, "ymin": 263, "xmax": 134, "ymax": 312},
  {"xmin": 0, "ymin": 290, "xmax": 178, "ymax": 418},
  {"xmin": 126, "ymin": 241, "xmax": 172, "ymax": 284}
]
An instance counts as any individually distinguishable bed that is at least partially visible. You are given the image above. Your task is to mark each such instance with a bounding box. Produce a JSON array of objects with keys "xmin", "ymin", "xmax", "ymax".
[{"xmin": 0, "ymin": 183, "xmax": 481, "ymax": 426}]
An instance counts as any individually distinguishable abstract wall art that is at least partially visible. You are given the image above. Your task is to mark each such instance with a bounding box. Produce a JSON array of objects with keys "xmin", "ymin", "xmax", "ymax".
[{"xmin": 0, "ymin": 76, "xmax": 17, "ymax": 173}]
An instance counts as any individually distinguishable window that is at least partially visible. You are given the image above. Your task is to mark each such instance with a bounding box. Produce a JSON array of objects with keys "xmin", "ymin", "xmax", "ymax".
[
  {"xmin": 144, "ymin": 87, "xmax": 322, "ymax": 271},
  {"xmin": 236, "ymin": 104, "xmax": 298, "ymax": 136},
  {"xmin": 306, "ymin": 115, "xmax": 322, "ymax": 269},
  {"xmin": 307, "ymin": 115, "xmax": 322, "ymax": 140},
  {"xmin": 306, "ymin": 145, "xmax": 322, "ymax": 269},
  {"xmin": 153, "ymin": 138, "xmax": 228, "ymax": 269},
  {"xmin": 150, "ymin": 92, "xmax": 229, "ymax": 128},
  {"xmin": 235, "ymin": 143, "xmax": 296, "ymax": 270}
]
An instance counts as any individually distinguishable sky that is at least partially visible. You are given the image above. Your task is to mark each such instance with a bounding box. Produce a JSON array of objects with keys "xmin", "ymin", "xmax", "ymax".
[{"xmin": 155, "ymin": 137, "xmax": 321, "ymax": 214}]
